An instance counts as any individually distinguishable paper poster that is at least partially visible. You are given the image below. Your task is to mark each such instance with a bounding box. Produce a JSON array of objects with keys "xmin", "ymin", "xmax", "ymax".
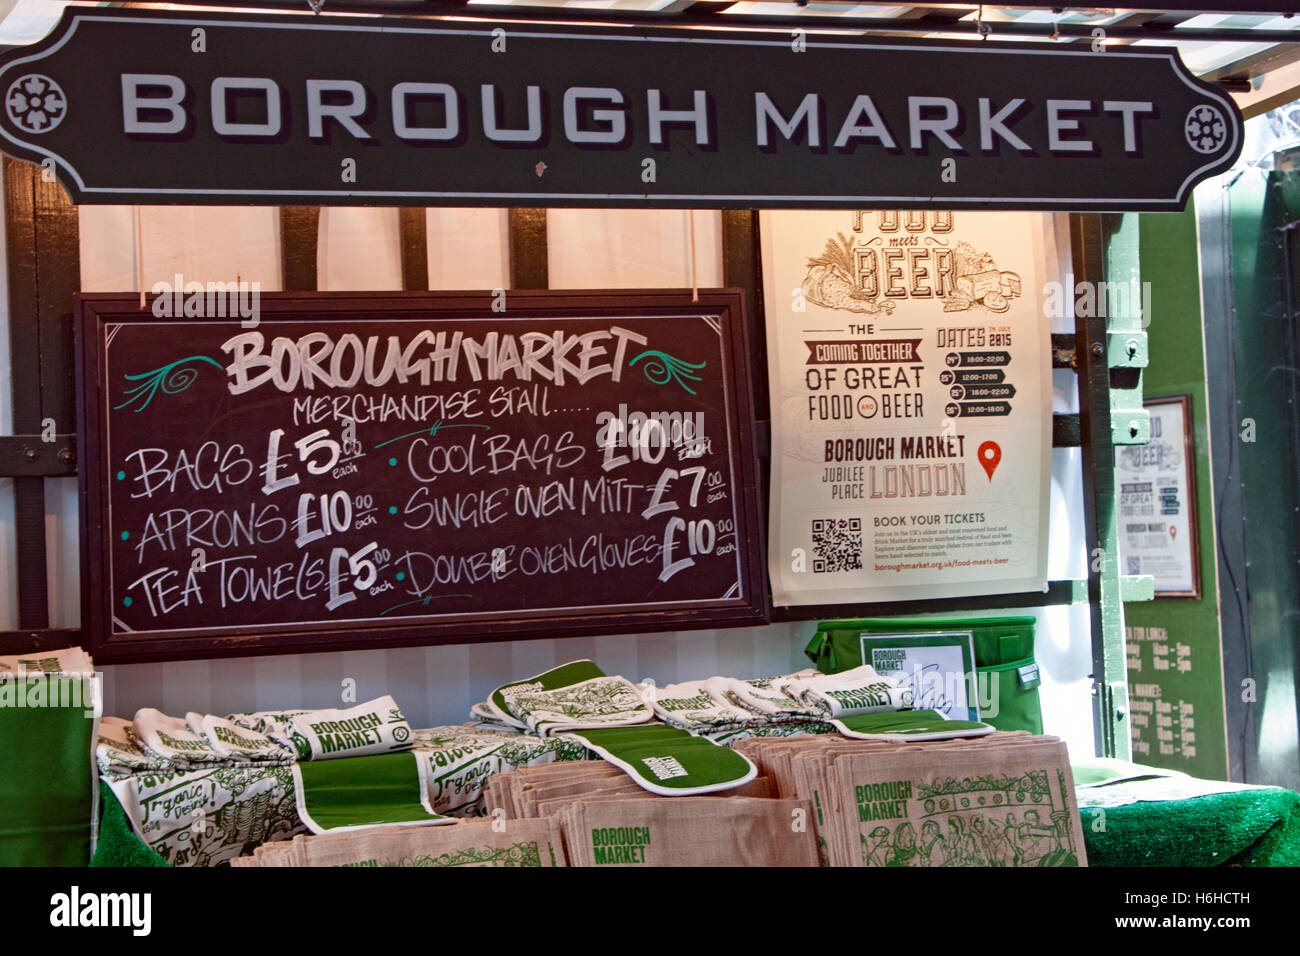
[
  {"xmin": 1116, "ymin": 395, "xmax": 1200, "ymax": 597},
  {"xmin": 761, "ymin": 210, "xmax": 1053, "ymax": 605}
]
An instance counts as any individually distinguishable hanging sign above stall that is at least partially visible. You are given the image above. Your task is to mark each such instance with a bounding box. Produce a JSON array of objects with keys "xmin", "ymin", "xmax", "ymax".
[{"xmin": 0, "ymin": 7, "xmax": 1242, "ymax": 211}]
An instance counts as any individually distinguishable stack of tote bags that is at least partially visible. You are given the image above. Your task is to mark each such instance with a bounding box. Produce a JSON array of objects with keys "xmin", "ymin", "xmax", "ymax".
[
  {"xmin": 736, "ymin": 731, "xmax": 1087, "ymax": 867},
  {"xmin": 234, "ymin": 818, "xmax": 567, "ymax": 868},
  {"xmin": 483, "ymin": 761, "xmax": 818, "ymax": 867}
]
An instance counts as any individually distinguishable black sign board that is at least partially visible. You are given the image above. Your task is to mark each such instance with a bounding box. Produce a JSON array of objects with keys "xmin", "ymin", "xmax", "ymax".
[
  {"xmin": 0, "ymin": 7, "xmax": 1242, "ymax": 211},
  {"xmin": 76, "ymin": 291, "xmax": 766, "ymax": 662}
]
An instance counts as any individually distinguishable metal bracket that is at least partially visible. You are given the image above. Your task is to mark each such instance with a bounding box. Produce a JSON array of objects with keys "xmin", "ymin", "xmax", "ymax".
[
  {"xmin": 0, "ymin": 434, "xmax": 77, "ymax": 477},
  {"xmin": 1111, "ymin": 409, "xmax": 1150, "ymax": 445},
  {"xmin": 1107, "ymin": 330, "xmax": 1149, "ymax": 368}
]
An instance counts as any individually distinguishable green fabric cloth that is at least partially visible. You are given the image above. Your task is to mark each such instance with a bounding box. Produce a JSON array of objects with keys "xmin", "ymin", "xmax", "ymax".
[
  {"xmin": 90, "ymin": 782, "xmax": 169, "ymax": 868},
  {"xmin": 0, "ymin": 675, "xmax": 97, "ymax": 866},
  {"xmin": 1081, "ymin": 788, "xmax": 1300, "ymax": 867},
  {"xmin": 294, "ymin": 752, "xmax": 448, "ymax": 831}
]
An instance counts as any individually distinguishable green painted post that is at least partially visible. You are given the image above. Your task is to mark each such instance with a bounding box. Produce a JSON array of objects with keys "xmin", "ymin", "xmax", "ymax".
[{"xmin": 1073, "ymin": 213, "xmax": 1137, "ymax": 760}]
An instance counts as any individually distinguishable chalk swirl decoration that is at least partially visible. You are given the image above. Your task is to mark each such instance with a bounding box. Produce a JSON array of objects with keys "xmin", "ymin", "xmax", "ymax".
[
  {"xmin": 628, "ymin": 350, "xmax": 705, "ymax": 396},
  {"xmin": 115, "ymin": 355, "xmax": 224, "ymax": 412}
]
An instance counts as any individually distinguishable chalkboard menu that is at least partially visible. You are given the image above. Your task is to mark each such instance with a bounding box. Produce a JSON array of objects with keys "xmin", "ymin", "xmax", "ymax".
[{"xmin": 76, "ymin": 291, "xmax": 766, "ymax": 662}]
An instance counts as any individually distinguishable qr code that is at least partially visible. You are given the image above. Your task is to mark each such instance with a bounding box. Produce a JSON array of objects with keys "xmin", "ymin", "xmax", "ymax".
[
  {"xmin": 1126, "ymin": 556, "xmax": 1141, "ymax": 574},
  {"xmin": 811, "ymin": 518, "xmax": 863, "ymax": 573}
]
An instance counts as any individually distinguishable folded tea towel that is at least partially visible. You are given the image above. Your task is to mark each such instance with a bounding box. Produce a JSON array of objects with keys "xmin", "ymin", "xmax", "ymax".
[
  {"xmin": 775, "ymin": 665, "xmax": 914, "ymax": 718},
  {"xmin": 0, "ymin": 646, "xmax": 93, "ymax": 675},
  {"xmin": 469, "ymin": 701, "xmax": 525, "ymax": 731},
  {"xmin": 490, "ymin": 661, "xmax": 653, "ymax": 737},
  {"xmin": 188, "ymin": 713, "xmax": 293, "ymax": 763},
  {"xmin": 96, "ymin": 716, "xmax": 169, "ymax": 778},
  {"xmin": 254, "ymin": 696, "xmax": 414, "ymax": 761},
  {"xmin": 225, "ymin": 709, "xmax": 310, "ymax": 737},
  {"xmin": 132, "ymin": 708, "xmax": 227, "ymax": 768},
  {"xmin": 650, "ymin": 679, "xmax": 761, "ymax": 733},
  {"xmin": 715, "ymin": 671, "xmax": 822, "ymax": 720}
]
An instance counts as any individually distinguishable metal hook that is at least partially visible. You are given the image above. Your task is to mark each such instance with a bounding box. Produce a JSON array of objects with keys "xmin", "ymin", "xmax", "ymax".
[
  {"xmin": 976, "ymin": 5, "xmax": 991, "ymax": 39},
  {"xmin": 306, "ymin": 0, "xmax": 325, "ymax": 13}
]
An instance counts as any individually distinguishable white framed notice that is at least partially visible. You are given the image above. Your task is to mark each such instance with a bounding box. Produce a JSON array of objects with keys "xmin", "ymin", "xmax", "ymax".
[
  {"xmin": 761, "ymin": 210, "xmax": 1054, "ymax": 606},
  {"xmin": 1117, "ymin": 394, "xmax": 1201, "ymax": 599},
  {"xmin": 858, "ymin": 631, "xmax": 979, "ymax": 722}
]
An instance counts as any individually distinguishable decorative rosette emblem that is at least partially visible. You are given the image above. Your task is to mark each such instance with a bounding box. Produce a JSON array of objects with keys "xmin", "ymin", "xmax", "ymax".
[
  {"xmin": 6, "ymin": 74, "xmax": 66, "ymax": 133},
  {"xmin": 1185, "ymin": 105, "xmax": 1228, "ymax": 155}
]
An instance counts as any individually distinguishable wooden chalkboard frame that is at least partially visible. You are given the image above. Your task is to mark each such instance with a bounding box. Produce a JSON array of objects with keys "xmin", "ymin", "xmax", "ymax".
[{"xmin": 76, "ymin": 289, "xmax": 768, "ymax": 663}]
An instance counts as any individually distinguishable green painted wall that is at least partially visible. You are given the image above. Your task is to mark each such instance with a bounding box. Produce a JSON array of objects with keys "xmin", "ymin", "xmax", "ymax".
[
  {"xmin": 1224, "ymin": 171, "xmax": 1300, "ymax": 789},
  {"xmin": 1124, "ymin": 205, "xmax": 1229, "ymax": 781}
]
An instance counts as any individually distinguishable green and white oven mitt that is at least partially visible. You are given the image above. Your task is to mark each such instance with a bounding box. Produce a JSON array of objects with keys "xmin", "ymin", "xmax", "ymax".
[
  {"xmin": 486, "ymin": 661, "xmax": 653, "ymax": 737},
  {"xmin": 560, "ymin": 725, "xmax": 757, "ymax": 796}
]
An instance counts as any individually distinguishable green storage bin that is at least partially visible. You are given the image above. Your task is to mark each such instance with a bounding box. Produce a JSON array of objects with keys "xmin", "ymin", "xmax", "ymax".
[{"xmin": 805, "ymin": 616, "xmax": 1043, "ymax": 735}]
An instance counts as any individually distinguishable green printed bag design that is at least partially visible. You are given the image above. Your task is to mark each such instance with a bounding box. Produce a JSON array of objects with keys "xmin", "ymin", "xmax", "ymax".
[
  {"xmin": 805, "ymin": 617, "xmax": 1043, "ymax": 734},
  {"xmin": 562, "ymin": 724, "xmax": 757, "ymax": 796}
]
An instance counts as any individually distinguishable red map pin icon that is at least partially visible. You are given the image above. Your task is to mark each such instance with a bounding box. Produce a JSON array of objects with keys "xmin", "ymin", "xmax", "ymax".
[
  {"xmin": 1170, "ymin": 526, "xmax": 1177, "ymax": 540},
  {"xmin": 978, "ymin": 441, "xmax": 1002, "ymax": 480}
]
